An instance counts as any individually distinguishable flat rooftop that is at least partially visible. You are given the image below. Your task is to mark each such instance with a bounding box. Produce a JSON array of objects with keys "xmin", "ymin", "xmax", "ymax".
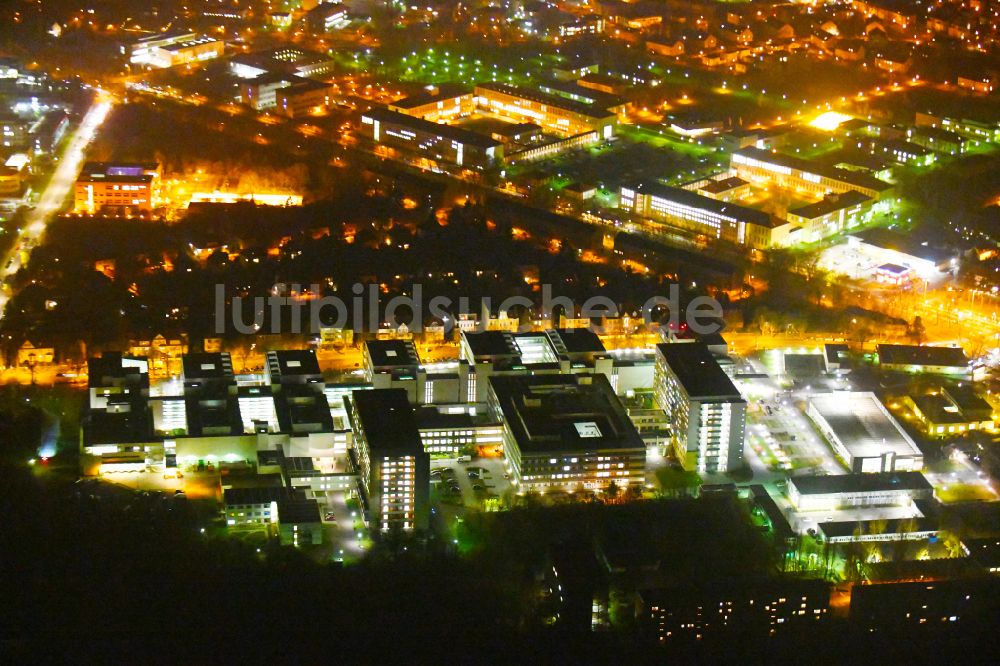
[
  {"xmin": 854, "ymin": 227, "xmax": 958, "ymax": 264},
  {"xmin": 911, "ymin": 394, "xmax": 966, "ymax": 425},
  {"xmin": 488, "ymin": 374, "xmax": 644, "ymax": 454},
  {"xmin": 84, "ymin": 407, "xmax": 153, "ymax": 446},
  {"xmin": 185, "ymin": 389, "xmax": 242, "ymax": 436},
  {"xmin": 546, "ymin": 328, "xmax": 606, "ymax": 355},
  {"xmin": 462, "ymin": 330, "xmax": 522, "ymax": 359},
  {"xmin": 282, "ymin": 78, "xmax": 332, "ymax": 94},
  {"xmin": 790, "ymin": 471, "xmax": 932, "ymax": 496},
  {"xmin": 349, "ymin": 388, "xmax": 423, "ymax": 454},
  {"xmin": 389, "ymin": 84, "xmax": 471, "ymax": 109},
  {"xmin": 475, "ymin": 82, "xmax": 616, "ymax": 121},
  {"xmin": 162, "ymin": 35, "xmax": 220, "ymax": 51},
  {"xmin": 181, "ymin": 352, "xmax": 233, "ymax": 381},
  {"xmin": 537, "ymin": 79, "xmax": 625, "ymax": 111},
  {"xmin": 80, "ymin": 161, "xmax": 159, "ymax": 174},
  {"xmin": 266, "ymin": 349, "xmax": 322, "ymax": 377},
  {"xmin": 276, "ymin": 385, "xmax": 334, "ymax": 432},
  {"xmin": 808, "ymin": 392, "xmax": 922, "ymax": 461},
  {"xmin": 877, "ymin": 344, "xmax": 970, "ymax": 369},
  {"xmin": 698, "ymin": 177, "xmax": 748, "ymax": 195},
  {"xmin": 910, "ymin": 125, "xmax": 968, "ymax": 144},
  {"xmin": 788, "ymin": 191, "xmax": 872, "ymax": 220},
  {"xmin": 873, "ymin": 137, "xmax": 932, "ymax": 156},
  {"xmin": 943, "ymin": 384, "xmax": 993, "ymax": 414},
  {"xmin": 223, "ymin": 486, "xmax": 299, "ymax": 505},
  {"xmin": 135, "ymin": 29, "xmax": 197, "ymax": 44},
  {"xmin": 831, "ymin": 151, "xmax": 892, "ymax": 173},
  {"xmin": 277, "ymin": 498, "xmax": 321, "ymax": 524},
  {"xmin": 656, "ymin": 343, "xmax": 743, "ymax": 400},
  {"xmin": 88, "ymin": 352, "xmax": 149, "ymax": 389},
  {"xmin": 825, "ymin": 343, "xmax": 849, "ymax": 364},
  {"xmin": 415, "ymin": 405, "xmax": 497, "ymax": 430},
  {"xmin": 750, "ymin": 484, "xmax": 794, "ymax": 540},
  {"xmin": 365, "ymin": 339, "xmax": 421, "ymax": 368}
]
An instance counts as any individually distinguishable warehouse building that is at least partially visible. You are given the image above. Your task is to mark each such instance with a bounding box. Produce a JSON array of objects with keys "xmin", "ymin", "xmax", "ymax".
[
  {"xmin": 787, "ymin": 472, "xmax": 933, "ymax": 512},
  {"xmin": 806, "ymin": 392, "xmax": 923, "ymax": 473},
  {"xmin": 877, "ymin": 344, "xmax": 971, "ymax": 376}
]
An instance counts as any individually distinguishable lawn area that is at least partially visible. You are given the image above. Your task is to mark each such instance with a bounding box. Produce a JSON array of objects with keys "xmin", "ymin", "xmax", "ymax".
[
  {"xmin": 620, "ymin": 124, "xmax": 719, "ymax": 157},
  {"xmin": 538, "ymin": 139, "xmax": 708, "ymax": 188},
  {"xmin": 780, "ymin": 129, "xmax": 843, "ymax": 160},
  {"xmin": 935, "ymin": 482, "xmax": 999, "ymax": 503},
  {"xmin": 655, "ymin": 466, "xmax": 702, "ymax": 491}
]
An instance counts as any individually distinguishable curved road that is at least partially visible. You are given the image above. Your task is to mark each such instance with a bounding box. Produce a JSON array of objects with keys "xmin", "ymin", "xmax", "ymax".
[{"xmin": 0, "ymin": 97, "xmax": 113, "ymax": 320}]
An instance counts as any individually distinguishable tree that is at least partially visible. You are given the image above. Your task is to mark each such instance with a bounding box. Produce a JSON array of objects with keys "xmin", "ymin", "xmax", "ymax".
[{"xmin": 908, "ymin": 316, "xmax": 926, "ymax": 345}]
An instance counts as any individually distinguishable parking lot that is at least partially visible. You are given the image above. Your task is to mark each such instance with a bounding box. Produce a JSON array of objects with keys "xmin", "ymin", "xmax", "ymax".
[
  {"xmin": 736, "ymin": 366, "xmax": 846, "ymax": 477},
  {"xmin": 431, "ymin": 456, "xmax": 512, "ymax": 511}
]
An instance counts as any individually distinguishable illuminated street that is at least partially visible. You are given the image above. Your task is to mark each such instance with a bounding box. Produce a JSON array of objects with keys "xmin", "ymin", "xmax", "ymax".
[{"xmin": 0, "ymin": 96, "xmax": 112, "ymax": 318}]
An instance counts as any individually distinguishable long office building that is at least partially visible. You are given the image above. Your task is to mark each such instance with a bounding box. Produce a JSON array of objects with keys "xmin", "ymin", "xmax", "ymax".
[
  {"xmin": 876, "ymin": 343, "xmax": 971, "ymax": 376},
  {"xmin": 360, "ymin": 106, "xmax": 503, "ymax": 169},
  {"xmin": 345, "ymin": 389, "xmax": 430, "ymax": 532},
  {"xmin": 388, "ymin": 84, "xmax": 475, "ymax": 122},
  {"xmin": 619, "ymin": 182, "xmax": 778, "ymax": 248},
  {"xmin": 474, "ymin": 82, "xmax": 618, "ymax": 138},
  {"xmin": 128, "ymin": 31, "xmax": 224, "ymax": 68},
  {"xmin": 643, "ymin": 579, "xmax": 830, "ymax": 643},
  {"xmin": 655, "ymin": 343, "xmax": 746, "ymax": 473},
  {"xmin": 731, "ymin": 147, "xmax": 893, "ymax": 201},
  {"xmin": 915, "ymin": 111, "xmax": 1000, "ymax": 143},
  {"xmin": 487, "ymin": 374, "xmax": 645, "ymax": 493}
]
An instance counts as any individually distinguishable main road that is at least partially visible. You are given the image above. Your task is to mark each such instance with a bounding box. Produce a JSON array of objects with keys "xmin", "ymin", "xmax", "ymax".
[{"xmin": 0, "ymin": 95, "xmax": 113, "ymax": 320}]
